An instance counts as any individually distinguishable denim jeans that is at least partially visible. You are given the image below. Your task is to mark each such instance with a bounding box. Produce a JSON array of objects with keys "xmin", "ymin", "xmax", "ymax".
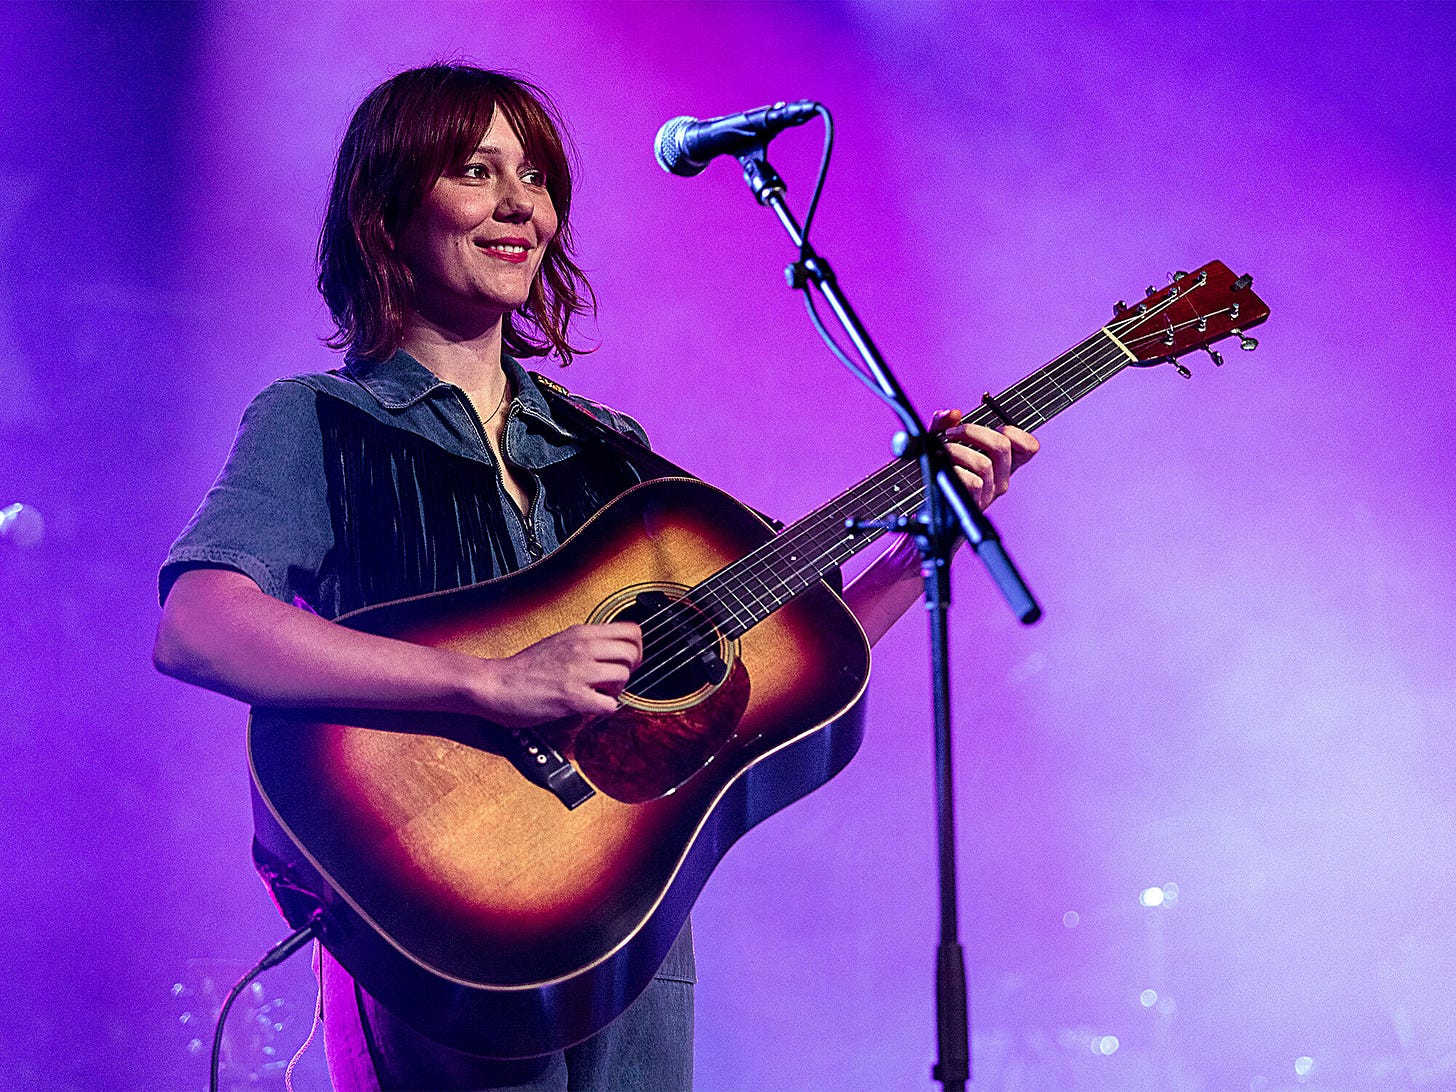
[{"xmin": 322, "ymin": 925, "xmax": 695, "ymax": 1092}]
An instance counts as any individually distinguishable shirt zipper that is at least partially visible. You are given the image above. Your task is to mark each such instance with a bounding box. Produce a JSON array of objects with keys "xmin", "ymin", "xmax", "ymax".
[{"xmin": 455, "ymin": 389, "xmax": 544, "ymax": 561}]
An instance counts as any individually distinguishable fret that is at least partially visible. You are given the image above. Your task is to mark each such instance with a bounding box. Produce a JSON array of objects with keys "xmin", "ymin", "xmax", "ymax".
[{"xmin": 689, "ymin": 329, "xmax": 1136, "ymax": 638}]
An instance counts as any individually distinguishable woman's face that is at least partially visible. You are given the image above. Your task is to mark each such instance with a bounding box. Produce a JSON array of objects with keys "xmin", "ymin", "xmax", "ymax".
[{"xmin": 395, "ymin": 110, "xmax": 559, "ymax": 331}]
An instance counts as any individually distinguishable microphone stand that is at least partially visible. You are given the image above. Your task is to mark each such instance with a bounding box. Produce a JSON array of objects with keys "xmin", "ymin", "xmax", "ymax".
[{"xmin": 734, "ymin": 144, "xmax": 1041, "ymax": 1091}]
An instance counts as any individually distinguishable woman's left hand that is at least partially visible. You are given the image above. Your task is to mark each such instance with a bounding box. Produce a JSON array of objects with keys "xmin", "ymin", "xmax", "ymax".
[{"xmin": 931, "ymin": 408, "xmax": 1040, "ymax": 510}]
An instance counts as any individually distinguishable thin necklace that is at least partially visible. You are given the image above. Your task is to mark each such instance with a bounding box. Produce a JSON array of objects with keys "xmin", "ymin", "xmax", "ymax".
[{"xmin": 480, "ymin": 377, "xmax": 510, "ymax": 423}]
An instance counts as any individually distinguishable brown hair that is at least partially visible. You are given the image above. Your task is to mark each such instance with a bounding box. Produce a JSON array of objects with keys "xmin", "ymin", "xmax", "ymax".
[{"xmin": 318, "ymin": 65, "xmax": 594, "ymax": 363}]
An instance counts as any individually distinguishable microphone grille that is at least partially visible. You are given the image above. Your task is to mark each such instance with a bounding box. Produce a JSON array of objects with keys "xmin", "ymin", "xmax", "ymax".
[{"xmin": 653, "ymin": 116, "xmax": 705, "ymax": 177}]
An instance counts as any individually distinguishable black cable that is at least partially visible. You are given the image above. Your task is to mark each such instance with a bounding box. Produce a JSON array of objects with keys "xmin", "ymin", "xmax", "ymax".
[
  {"xmin": 803, "ymin": 290, "xmax": 893, "ymax": 404},
  {"xmin": 209, "ymin": 914, "xmax": 321, "ymax": 1092},
  {"xmin": 795, "ymin": 105, "xmax": 899, "ymax": 411},
  {"xmin": 799, "ymin": 103, "xmax": 834, "ymax": 248}
]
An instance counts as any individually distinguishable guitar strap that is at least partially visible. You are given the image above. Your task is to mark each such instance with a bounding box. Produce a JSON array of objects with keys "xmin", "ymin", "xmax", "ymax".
[{"xmin": 530, "ymin": 372, "xmax": 786, "ymax": 533}]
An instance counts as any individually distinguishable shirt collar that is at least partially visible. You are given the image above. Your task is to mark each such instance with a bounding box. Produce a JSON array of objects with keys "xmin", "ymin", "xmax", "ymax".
[
  {"xmin": 343, "ymin": 349, "xmax": 445, "ymax": 408},
  {"xmin": 503, "ymin": 355, "xmax": 575, "ymax": 439},
  {"xmin": 344, "ymin": 349, "xmax": 576, "ymax": 440}
]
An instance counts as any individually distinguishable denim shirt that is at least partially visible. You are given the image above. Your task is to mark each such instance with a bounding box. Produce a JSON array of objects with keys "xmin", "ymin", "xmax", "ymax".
[
  {"xmin": 159, "ymin": 349, "xmax": 696, "ymax": 987},
  {"xmin": 159, "ymin": 350, "xmax": 649, "ymax": 618}
]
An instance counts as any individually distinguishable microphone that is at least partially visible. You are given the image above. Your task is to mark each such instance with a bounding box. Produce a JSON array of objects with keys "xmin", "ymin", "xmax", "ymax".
[{"xmin": 654, "ymin": 100, "xmax": 818, "ymax": 177}]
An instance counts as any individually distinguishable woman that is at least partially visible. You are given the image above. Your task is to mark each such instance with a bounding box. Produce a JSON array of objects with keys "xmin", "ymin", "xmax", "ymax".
[{"xmin": 154, "ymin": 64, "xmax": 1037, "ymax": 1090}]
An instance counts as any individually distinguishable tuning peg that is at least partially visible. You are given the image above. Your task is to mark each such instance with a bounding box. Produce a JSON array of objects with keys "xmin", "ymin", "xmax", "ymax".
[
  {"xmin": 1232, "ymin": 273, "xmax": 1253, "ymax": 291},
  {"xmin": 1146, "ymin": 285, "xmax": 1158, "ymax": 297},
  {"xmin": 1204, "ymin": 346, "xmax": 1224, "ymax": 367},
  {"xmin": 1173, "ymin": 361, "xmax": 1192, "ymax": 378},
  {"xmin": 1173, "ymin": 270, "xmax": 1189, "ymax": 281},
  {"xmin": 1234, "ymin": 329, "xmax": 1259, "ymax": 351},
  {"xmin": 1113, "ymin": 299, "xmax": 1127, "ymax": 316}
]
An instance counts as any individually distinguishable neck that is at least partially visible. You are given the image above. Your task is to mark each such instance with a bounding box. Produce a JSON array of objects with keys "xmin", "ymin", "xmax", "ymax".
[{"xmin": 399, "ymin": 310, "xmax": 508, "ymax": 395}]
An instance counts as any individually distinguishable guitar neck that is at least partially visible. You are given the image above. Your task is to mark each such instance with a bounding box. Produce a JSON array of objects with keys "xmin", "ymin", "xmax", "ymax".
[{"xmin": 694, "ymin": 329, "xmax": 1136, "ymax": 638}]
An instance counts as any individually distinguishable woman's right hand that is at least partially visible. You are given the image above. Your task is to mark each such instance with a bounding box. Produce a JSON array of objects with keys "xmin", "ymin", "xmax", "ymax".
[
  {"xmin": 475, "ymin": 623, "xmax": 643, "ymax": 727},
  {"xmin": 155, "ymin": 569, "xmax": 644, "ymax": 728}
]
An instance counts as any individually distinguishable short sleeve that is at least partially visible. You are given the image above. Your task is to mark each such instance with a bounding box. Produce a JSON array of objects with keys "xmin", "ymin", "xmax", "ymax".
[{"xmin": 159, "ymin": 379, "xmax": 335, "ymax": 608}]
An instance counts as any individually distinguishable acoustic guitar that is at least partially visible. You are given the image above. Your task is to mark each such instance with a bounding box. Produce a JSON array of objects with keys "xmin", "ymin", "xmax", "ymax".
[{"xmin": 248, "ymin": 260, "xmax": 1269, "ymax": 1057}]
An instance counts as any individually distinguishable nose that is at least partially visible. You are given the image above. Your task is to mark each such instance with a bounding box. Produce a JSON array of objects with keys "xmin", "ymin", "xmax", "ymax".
[{"xmin": 495, "ymin": 177, "xmax": 535, "ymax": 224}]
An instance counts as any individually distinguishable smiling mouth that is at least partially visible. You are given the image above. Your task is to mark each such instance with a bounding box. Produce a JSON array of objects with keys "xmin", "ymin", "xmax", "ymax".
[{"xmin": 477, "ymin": 239, "xmax": 532, "ymax": 264}]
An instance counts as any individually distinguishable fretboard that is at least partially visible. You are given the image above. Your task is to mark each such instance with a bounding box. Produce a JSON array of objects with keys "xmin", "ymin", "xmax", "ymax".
[{"xmin": 689, "ymin": 327, "xmax": 1136, "ymax": 638}]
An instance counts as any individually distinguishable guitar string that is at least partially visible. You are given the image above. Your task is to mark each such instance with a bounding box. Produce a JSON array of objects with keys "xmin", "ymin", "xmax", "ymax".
[
  {"xmin": 624, "ymin": 319, "xmax": 1148, "ymax": 683},
  {"xmin": 619, "ymin": 333, "xmax": 1139, "ymax": 699},
  {"xmin": 698, "ymin": 341, "xmax": 1119, "ymax": 616},
  {"xmin": 681, "ymin": 321, "xmax": 1145, "ymax": 620},
  {"xmin": 621, "ymin": 454, "xmax": 958, "ymax": 700},
  {"xmin": 939, "ymin": 294, "xmax": 1181, "ymax": 432},
  {"xmin": 949, "ymin": 294, "xmax": 1231, "ymax": 435},
  {"xmin": 996, "ymin": 291, "xmax": 1200, "ymax": 423},
  {"xmin": 618, "ymin": 325, "xmax": 1150, "ymax": 697},
  {"xmin": 624, "ymin": 295, "xmax": 1243, "ymax": 699},
  {"xmin": 620, "ymin": 459, "xmax": 920, "ymax": 691},
  {"xmin": 656, "ymin": 322, "xmax": 1143, "ymax": 625},
  {"xmin": 627, "ymin": 399, "xmax": 1067, "ymax": 698},
  {"xmin": 619, "ymin": 461, "xmax": 921, "ymax": 689},
  {"xmin": 619, "ymin": 292, "xmax": 1230, "ymax": 698}
]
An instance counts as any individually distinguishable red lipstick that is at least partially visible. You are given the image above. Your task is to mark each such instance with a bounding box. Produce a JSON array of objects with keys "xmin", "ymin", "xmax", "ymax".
[{"xmin": 478, "ymin": 237, "xmax": 532, "ymax": 264}]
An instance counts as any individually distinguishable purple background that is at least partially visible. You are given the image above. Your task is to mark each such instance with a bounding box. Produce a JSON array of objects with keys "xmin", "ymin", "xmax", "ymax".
[{"xmin": 3, "ymin": 2, "xmax": 1455, "ymax": 1089}]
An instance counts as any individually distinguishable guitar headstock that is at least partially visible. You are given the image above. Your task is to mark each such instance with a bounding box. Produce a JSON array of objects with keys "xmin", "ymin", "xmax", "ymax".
[{"xmin": 1110, "ymin": 260, "xmax": 1270, "ymax": 375}]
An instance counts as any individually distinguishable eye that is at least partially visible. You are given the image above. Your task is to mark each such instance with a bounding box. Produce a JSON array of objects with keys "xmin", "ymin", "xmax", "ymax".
[
  {"xmin": 461, "ymin": 162, "xmax": 490, "ymax": 180},
  {"xmin": 521, "ymin": 167, "xmax": 547, "ymax": 187}
]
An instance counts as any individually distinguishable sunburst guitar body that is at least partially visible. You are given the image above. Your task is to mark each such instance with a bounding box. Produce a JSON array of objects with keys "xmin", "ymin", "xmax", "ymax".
[{"xmin": 248, "ymin": 477, "xmax": 870, "ymax": 1058}]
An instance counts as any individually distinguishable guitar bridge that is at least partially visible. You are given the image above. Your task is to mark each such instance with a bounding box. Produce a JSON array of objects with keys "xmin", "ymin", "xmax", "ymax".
[{"xmin": 503, "ymin": 726, "xmax": 595, "ymax": 810}]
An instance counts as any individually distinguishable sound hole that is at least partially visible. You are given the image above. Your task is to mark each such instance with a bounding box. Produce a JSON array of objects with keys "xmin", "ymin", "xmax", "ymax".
[{"xmin": 613, "ymin": 590, "xmax": 728, "ymax": 704}]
